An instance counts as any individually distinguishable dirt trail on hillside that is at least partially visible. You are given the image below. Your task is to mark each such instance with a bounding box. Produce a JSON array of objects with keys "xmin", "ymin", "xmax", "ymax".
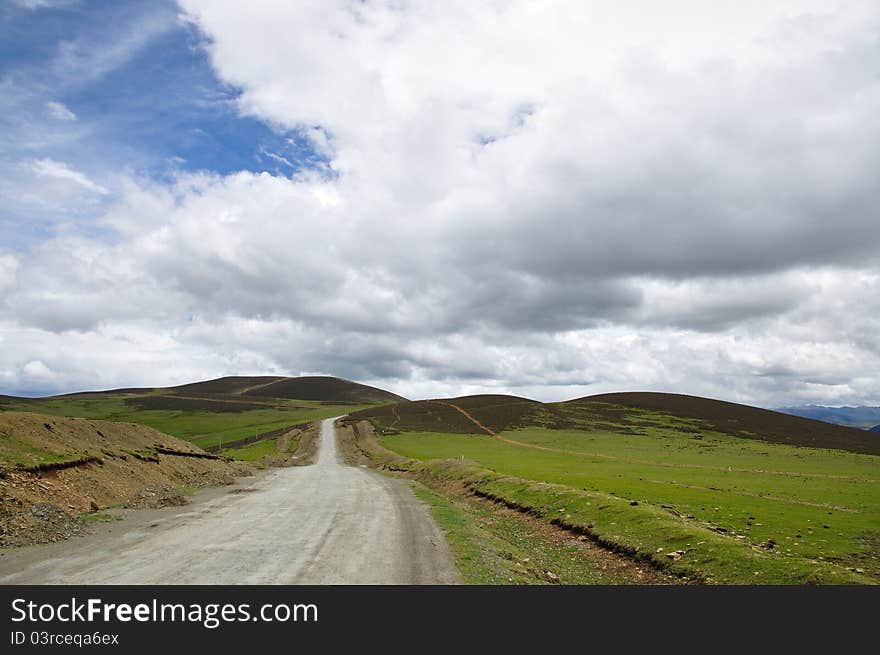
[
  {"xmin": 435, "ymin": 400, "xmax": 546, "ymax": 450},
  {"xmin": 434, "ymin": 401, "xmax": 499, "ymax": 436},
  {"xmin": 0, "ymin": 418, "xmax": 458, "ymax": 584},
  {"xmin": 436, "ymin": 402, "xmax": 874, "ymax": 484}
]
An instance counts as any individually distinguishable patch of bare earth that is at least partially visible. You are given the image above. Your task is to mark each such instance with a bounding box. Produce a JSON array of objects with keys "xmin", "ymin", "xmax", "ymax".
[
  {"xmin": 284, "ymin": 422, "xmax": 322, "ymax": 466},
  {"xmin": 0, "ymin": 502, "xmax": 87, "ymax": 548}
]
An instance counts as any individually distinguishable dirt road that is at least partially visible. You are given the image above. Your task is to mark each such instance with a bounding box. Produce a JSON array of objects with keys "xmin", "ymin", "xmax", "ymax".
[{"xmin": 0, "ymin": 418, "xmax": 458, "ymax": 584}]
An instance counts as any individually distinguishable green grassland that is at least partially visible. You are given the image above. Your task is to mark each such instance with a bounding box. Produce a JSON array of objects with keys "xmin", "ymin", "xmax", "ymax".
[
  {"xmin": 382, "ymin": 423, "xmax": 880, "ymax": 583},
  {"xmin": 411, "ymin": 481, "xmax": 657, "ymax": 584},
  {"xmin": 0, "ymin": 394, "xmax": 369, "ymax": 450},
  {"xmin": 220, "ymin": 438, "xmax": 280, "ymax": 461},
  {"xmin": 0, "ymin": 438, "xmax": 82, "ymax": 470}
]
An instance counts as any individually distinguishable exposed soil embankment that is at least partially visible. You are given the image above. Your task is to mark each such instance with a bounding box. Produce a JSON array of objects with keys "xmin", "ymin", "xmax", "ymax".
[
  {"xmin": 0, "ymin": 411, "xmax": 250, "ymax": 547},
  {"xmin": 250, "ymin": 422, "xmax": 322, "ymax": 467},
  {"xmin": 287, "ymin": 422, "xmax": 321, "ymax": 465}
]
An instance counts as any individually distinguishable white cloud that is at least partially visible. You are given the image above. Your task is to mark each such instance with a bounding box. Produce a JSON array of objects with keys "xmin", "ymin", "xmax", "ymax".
[
  {"xmin": 22, "ymin": 360, "xmax": 53, "ymax": 382},
  {"xmin": 45, "ymin": 101, "xmax": 77, "ymax": 121},
  {"xmin": 1, "ymin": 1, "xmax": 879, "ymax": 405},
  {"xmin": 30, "ymin": 158, "xmax": 108, "ymax": 195}
]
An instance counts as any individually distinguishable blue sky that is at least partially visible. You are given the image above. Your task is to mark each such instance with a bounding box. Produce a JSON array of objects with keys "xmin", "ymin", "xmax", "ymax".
[{"xmin": 0, "ymin": 0, "xmax": 325, "ymax": 249}]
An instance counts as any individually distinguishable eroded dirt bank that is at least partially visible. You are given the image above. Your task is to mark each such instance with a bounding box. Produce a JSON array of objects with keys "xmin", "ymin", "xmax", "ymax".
[{"xmin": 0, "ymin": 412, "xmax": 248, "ymax": 547}]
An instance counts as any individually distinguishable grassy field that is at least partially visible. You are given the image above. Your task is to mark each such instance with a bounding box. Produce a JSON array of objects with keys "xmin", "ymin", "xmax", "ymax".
[
  {"xmin": 0, "ymin": 395, "xmax": 368, "ymax": 449},
  {"xmin": 220, "ymin": 438, "xmax": 279, "ymax": 461},
  {"xmin": 382, "ymin": 425, "xmax": 880, "ymax": 583},
  {"xmin": 411, "ymin": 481, "xmax": 672, "ymax": 584}
]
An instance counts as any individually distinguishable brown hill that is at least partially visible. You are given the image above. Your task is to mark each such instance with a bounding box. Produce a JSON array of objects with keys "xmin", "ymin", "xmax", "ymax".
[
  {"xmin": 52, "ymin": 387, "xmax": 156, "ymax": 397},
  {"xmin": 1, "ymin": 375, "xmax": 405, "ymax": 413},
  {"xmin": 349, "ymin": 394, "xmax": 548, "ymax": 434},
  {"xmin": 352, "ymin": 390, "xmax": 879, "ymax": 455},
  {"xmin": 578, "ymin": 392, "xmax": 880, "ymax": 455},
  {"xmin": 166, "ymin": 376, "xmax": 285, "ymax": 396},
  {"xmin": 243, "ymin": 376, "xmax": 406, "ymax": 404}
]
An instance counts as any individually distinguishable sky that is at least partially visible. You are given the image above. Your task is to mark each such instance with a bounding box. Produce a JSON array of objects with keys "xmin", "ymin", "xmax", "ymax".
[{"xmin": 1, "ymin": 0, "xmax": 879, "ymax": 406}]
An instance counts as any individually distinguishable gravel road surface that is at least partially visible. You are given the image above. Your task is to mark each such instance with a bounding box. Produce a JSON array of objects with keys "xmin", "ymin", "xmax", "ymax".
[{"xmin": 0, "ymin": 417, "xmax": 458, "ymax": 584}]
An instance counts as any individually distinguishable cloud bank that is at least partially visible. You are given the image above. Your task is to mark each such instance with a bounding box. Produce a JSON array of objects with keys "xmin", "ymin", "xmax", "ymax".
[{"xmin": 1, "ymin": 0, "xmax": 879, "ymax": 405}]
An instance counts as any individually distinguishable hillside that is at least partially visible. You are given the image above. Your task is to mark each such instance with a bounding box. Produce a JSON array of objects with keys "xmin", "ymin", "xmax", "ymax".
[
  {"xmin": 0, "ymin": 375, "xmax": 403, "ymax": 451},
  {"xmin": 1, "ymin": 375, "xmax": 405, "ymax": 405},
  {"xmin": 352, "ymin": 390, "xmax": 880, "ymax": 455},
  {"xmin": 242, "ymin": 376, "xmax": 406, "ymax": 404},
  {"xmin": 359, "ymin": 391, "xmax": 880, "ymax": 584},
  {"xmin": 166, "ymin": 376, "xmax": 285, "ymax": 396},
  {"xmin": 582, "ymin": 392, "xmax": 880, "ymax": 455},
  {"xmin": 871, "ymin": 425, "xmax": 880, "ymax": 433},
  {"xmin": 349, "ymin": 394, "xmax": 548, "ymax": 434},
  {"xmin": 0, "ymin": 411, "xmax": 242, "ymax": 547}
]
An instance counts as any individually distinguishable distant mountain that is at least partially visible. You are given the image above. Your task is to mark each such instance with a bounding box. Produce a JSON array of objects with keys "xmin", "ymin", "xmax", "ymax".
[
  {"xmin": 870, "ymin": 425, "xmax": 880, "ymax": 433},
  {"xmin": 776, "ymin": 405, "xmax": 880, "ymax": 430}
]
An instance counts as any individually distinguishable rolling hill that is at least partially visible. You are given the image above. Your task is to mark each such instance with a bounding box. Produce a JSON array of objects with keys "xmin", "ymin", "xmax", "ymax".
[
  {"xmin": 0, "ymin": 376, "xmax": 404, "ymax": 450},
  {"xmin": 351, "ymin": 390, "xmax": 880, "ymax": 455},
  {"xmin": 241, "ymin": 376, "xmax": 406, "ymax": 404},
  {"xmin": 581, "ymin": 392, "xmax": 879, "ymax": 455},
  {"xmin": 350, "ymin": 394, "xmax": 546, "ymax": 434},
  {"xmin": 871, "ymin": 424, "xmax": 880, "ymax": 433},
  {"xmin": 166, "ymin": 376, "xmax": 285, "ymax": 396},
  {"xmin": 352, "ymin": 390, "xmax": 880, "ymax": 584}
]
